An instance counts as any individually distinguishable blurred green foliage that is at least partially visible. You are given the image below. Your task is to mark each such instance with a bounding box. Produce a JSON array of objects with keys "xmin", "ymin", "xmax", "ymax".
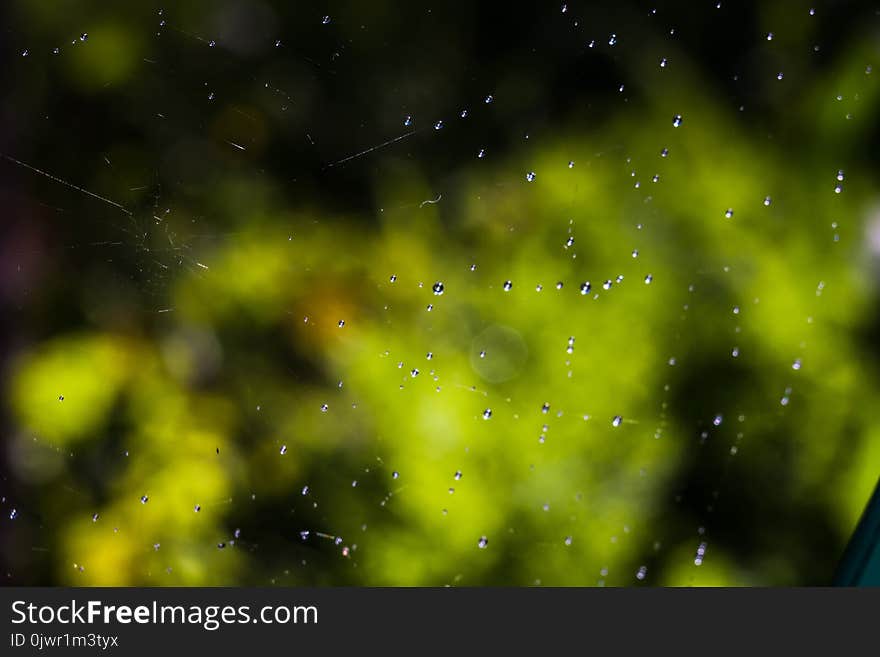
[{"xmin": 1, "ymin": 1, "xmax": 879, "ymax": 586}]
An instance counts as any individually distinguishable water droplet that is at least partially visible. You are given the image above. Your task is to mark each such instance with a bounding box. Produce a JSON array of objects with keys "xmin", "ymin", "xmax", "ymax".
[
  {"xmin": 390, "ymin": 274, "xmax": 397, "ymax": 282},
  {"xmin": 432, "ymin": 281, "xmax": 445, "ymax": 295},
  {"xmin": 477, "ymin": 148, "xmax": 486, "ymax": 158},
  {"xmin": 404, "ymin": 115, "xmax": 412, "ymax": 126},
  {"xmin": 725, "ymin": 208, "xmax": 734, "ymax": 218},
  {"xmin": 660, "ymin": 57, "xmax": 668, "ymax": 68},
  {"xmin": 9, "ymin": 509, "xmax": 18, "ymax": 520},
  {"xmin": 300, "ymin": 530, "xmax": 310, "ymax": 540},
  {"xmin": 92, "ymin": 513, "xmax": 99, "ymax": 522},
  {"xmin": 568, "ymin": 160, "xmax": 575, "ymax": 168},
  {"xmin": 194, "ymin": 504, "xmax": 201, "ymax": 512},
  {"xmin": 541, "ymin": 402, "xmax": 551, "ymax": 414},
  {"xmin": 503, "ymin": 280, "xmax": 513, "ymax": 291},
  {"xmin": 564, "ymin": 536, "xmax": 573, "ymax": 546},
  {"xmin": 208, "ymin": 39, "xmax": 216, "ymax": 47},
  {"xmin": 301, "ymin": 485, "xmax": 310, "ymax": 496},
  {"xmin": 526, "ymin": 171, "xmax": 536, "ymax": 182},
  {"xmin": 556, "ymin": 281, "xmax": 564, "ymax": 290},
  {"xmin": 612, "ymin": 415, "xmax": 623, "ymax": 427},
  {"xmin": 636, "ymin": 565, "xmax": 647, "ymax": 580},
  {"xmin": 777, "ymin": 72, "xmax": 784, "ymax": 80},
  {"xmin": 454, "ymin": 470, "xmax": 463, "ymax": 480},
  {"xmin": 322, "ymin": 15, "xmax": 331, "ymax": 24},
  {"xmin": 792, "ymin": 358, "xmax": 802, "ymax": 371},
  {"xmin": 482, "ymin": 408, "xmax": 493, "ymax": 420},
  {"xmin": 608, "ymin": 33, "xmax": 617, "ymax": 46},
  {"xmin": 275, "ymin": 39, "xmax": 282, "ymax": 47},
  {"xmin": 565, "ymin": 236, "xmax": 574, "ymax": 247},
  {"xmin": 434, "ymin": 120, "xmax": 444, "ymax": 130},
  {"xmin": 672, "ymin": 114, "xmax": 683, "ymax": 127},
  {"xmin": 80, "ymin": 33, "xmax": 88, "ymax": 42},
  {"xmin": 140, "ymin": 495, "xmax": 149, "ymax": 504},
  {"xmin": 713, "ymin": 414, "xmax": 723, "ymax": 426},
  {"xmin": 477, "ymin": 536, "xmax": 489, "ymax": 548},
  {"xmin": 207, "ymin": 92, "xmax": 215, "ymax": 101},
  {"xmin": 320, "ymin": 403, "xmax": 329, "ymax": 412},
  {"xmin": 52, "ymin": 47, "xmax": 60, "ymax": 55},
  {"xmin": 392, "ymin": 471, "xmax": 399, "ymax": 479},
  {"xmin": 484, "ymin": 95, "xmax": 494, "ymax": 104},
  {"xmin": 280, "ymin": 445, "xmax": 287, "ymax": 455},
  {"xmin": 644, "ymin": 274, "xmax": 653, "ymax": 284},
  {"xmin": 580, "ymin": 281, "xmax": 592, "ymax": 295},
  {"xmin": 693, "ymin": 540, "xmax": 708, "ymax": 565},
  {"xmin": 337, "ymin": 320, "xmax": 345, "ymax": 328},
  {"xmin": 410, "ymin": 368, "xmax": 419, "ymax": 377},
  {"xmin": 763, "ymin": 196, "xmax": 772, "ymax": 206},
  {"xmin": 21, "ymin": 49, "xmax": 29, "ymax": 57},
  {"xmin": 766, "ymin": 32, "xmax": 774, "ymax": 41}
]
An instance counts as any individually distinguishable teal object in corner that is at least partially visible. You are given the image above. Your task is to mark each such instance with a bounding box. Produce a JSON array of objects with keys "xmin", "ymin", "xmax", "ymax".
[{"xmin": 834, "ymin": 480, "xmax": 880, "ymax": 586}]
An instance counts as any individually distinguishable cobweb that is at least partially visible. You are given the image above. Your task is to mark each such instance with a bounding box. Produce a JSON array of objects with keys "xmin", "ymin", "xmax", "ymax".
[{"xmin": 1, "ymin": 1, "xmax": 878, "ymax": 586}]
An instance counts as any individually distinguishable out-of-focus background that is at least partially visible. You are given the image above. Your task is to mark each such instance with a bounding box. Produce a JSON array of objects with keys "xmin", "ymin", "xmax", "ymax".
[{"xmin": 1, "ymin": 0, "xmax": 879, "ymax": 586}]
